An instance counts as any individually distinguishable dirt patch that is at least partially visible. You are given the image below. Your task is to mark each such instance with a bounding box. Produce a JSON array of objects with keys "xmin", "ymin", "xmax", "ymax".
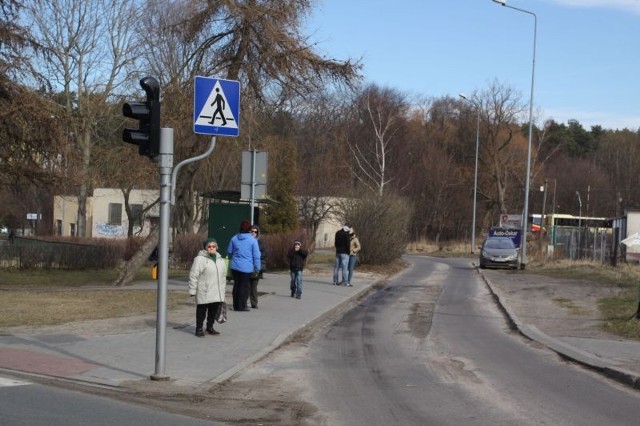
[
  {"xmin": 99, "ymin": 374, "xmax": 318, "ymax": 425},
  {"xmin": 482, "ymin": 269, "xmax": 625, "ymax": 339}
]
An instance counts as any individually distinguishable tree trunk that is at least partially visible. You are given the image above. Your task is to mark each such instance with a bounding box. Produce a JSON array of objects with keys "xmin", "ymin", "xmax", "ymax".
[{"xmin": 112, "ymin": 226, "xmax": 159, "ymax": 286}]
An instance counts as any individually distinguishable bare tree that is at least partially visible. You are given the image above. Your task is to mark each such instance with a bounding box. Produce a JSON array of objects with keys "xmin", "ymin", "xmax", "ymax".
[
  {"xmin": 475, "ymin": 81, "xmax": 529, "ymax": 216},
  {"xmin": 24, "ymin": 0, "xmax": 139, "ymax": 237},
  {"xmin": 347, "ymin": 84, "xmax": 408, "ymax": 197},
  {"xmin": 163, "ymin": 0, "xmax": 361, "ymax": 233}
]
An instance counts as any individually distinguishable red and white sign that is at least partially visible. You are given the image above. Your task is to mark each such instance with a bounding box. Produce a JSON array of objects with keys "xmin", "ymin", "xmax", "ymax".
[{"xmin": 500, "ymin": 214, "xmax": 521, "ymax": 229}]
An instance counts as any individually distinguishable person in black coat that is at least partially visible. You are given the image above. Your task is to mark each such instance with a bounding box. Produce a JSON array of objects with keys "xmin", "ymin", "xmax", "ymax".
[
  {"xmin": 249, "ymin": 225, "xmax": 267, "ymax": 308},
  {"xmin": 333, "ymin": 224, "xmax": 351, "ymax": 285},
  {"xmin": 287, "ymin": 240, "xmax": 308, "ymax": 299}
]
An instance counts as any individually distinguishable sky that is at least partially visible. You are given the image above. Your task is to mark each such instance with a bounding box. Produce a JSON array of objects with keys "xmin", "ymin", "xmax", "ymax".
[{"xmin": 304, "ymin": 0, "xmax": 640, "ymax": 131}]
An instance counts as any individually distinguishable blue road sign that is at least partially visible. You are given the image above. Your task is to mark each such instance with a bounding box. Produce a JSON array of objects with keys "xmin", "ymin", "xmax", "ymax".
[{"xmin": 193, "ymin": 76, "xmax": 240, "ymax": 137}]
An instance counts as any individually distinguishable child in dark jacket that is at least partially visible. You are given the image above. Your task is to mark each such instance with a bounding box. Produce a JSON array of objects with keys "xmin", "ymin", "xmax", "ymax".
[{"xmin": 287, "ymin": 240, "xmax": 308, "ymax": 299}]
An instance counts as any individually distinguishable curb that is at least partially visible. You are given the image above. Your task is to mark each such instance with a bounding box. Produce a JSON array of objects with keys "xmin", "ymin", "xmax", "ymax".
[
  {"xmin": 210, "ymin": 279, "xmax": 383, "ymax": 385},
  {"xmin": 477, "ymin": 265, "xmax": 640, "ymax": 390}
]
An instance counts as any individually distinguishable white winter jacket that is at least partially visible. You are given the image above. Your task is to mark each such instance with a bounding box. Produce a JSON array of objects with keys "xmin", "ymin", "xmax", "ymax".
[{"xmin": 188, "ymin": 250, "xmax": 227, "ymax": 304}]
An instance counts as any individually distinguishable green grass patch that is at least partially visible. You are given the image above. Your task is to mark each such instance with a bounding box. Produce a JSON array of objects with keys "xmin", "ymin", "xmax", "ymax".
[
  {"xmin": 598, "ymin": 290, "xmax": 640, "ymax": 339},
  {"xmin": 552, "ymin": 297, "xmax": 590, "ymax": 316}
]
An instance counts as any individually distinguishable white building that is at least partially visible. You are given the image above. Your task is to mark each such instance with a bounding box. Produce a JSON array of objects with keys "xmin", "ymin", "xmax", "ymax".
[
  {"xmin": 53, "ymin": 188, "xmax": 159, "ymax": 238},
  {"xmin": 54, "ymin": 189, "xmax": 347, "ymax": 244}
]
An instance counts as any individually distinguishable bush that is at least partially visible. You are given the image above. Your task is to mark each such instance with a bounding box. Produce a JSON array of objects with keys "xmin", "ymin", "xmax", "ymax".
[
  {"xmin": 261, "ymin": 230, "xmax": 310, "ymax": 271},
  {"xmin": 340, "ymin": 194, "xmax": 413, "ymax": 265},
  {"xmin": 0, "ymin": 236, "xmax": 126, "ymax": 270},
  {"xmin": 172, "ymin": 233, "xmax": 208, "ymax": 269}
]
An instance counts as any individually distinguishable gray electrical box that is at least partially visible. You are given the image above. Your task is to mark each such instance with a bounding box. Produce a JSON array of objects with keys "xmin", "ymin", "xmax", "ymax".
[{"xmin": 241, "ymin": 150, "xmax": 268, "ymax": 200}]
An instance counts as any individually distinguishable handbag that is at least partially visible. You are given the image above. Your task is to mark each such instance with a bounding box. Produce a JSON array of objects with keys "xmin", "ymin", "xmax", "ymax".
[{"xmin": 216, "ymin": 303, "xmax": 228, "ymax": 324}]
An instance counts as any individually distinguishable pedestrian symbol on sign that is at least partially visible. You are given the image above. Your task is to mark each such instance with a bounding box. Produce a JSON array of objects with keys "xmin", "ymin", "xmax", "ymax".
[
  {"xmin": 195, "ymin": 81, "xmax": 237, "ymax": 129},
  {"xmin": 209, "ymin": 88, "xmax": 227, "ymax": 126}
]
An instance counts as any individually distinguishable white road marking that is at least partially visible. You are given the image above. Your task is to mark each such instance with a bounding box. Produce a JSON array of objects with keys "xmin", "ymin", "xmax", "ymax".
[{"xmin": 0, "ymin": 376, "xmax": 30, "ymax": 387}]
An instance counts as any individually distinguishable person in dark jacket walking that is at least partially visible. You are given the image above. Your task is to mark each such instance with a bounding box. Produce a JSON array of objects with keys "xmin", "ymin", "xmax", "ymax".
[
  {"xmin": 249, "ymin": 225, "xmax": 267, "ymax": 309},
  {"xmin": 287, "ymin": 240, "xmax": 308, "ymax": 299},
  {"xmin": 333, "ymin": 224, "xmax": 351, "ymax": 285}
]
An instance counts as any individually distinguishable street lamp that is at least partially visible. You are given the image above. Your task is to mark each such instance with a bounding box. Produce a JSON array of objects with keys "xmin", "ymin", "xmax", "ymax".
[
  {"xmin": 492, "ymin": 0, "xmax": 537, "ymax": 269},
  {"xmin": 576, "ymin": 191, "xmax": 582, "ymax": 258},
  {"xmin": 459, "ymin": 93, "xmax": 480, "ymax": 254}
]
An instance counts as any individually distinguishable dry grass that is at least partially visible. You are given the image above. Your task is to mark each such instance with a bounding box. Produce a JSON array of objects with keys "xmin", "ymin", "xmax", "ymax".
[
  {"xmin": 0, "ymin": 290, "xmax": 188, "ymax": 328},
  {"xmin": 0, "ymin": 266, "xmax": 191, "ymax": 328},
  {"xmin": 0, "ymin": 268, "xmax": 185, "ymax": 289},
  {"xmin": 5, "ymin": 251, "xmax": 640, "ymax": 337},
  {"xmin": 406, "ymin": 239, "xmax": 471, "ymax": 257},
  {"xmin": 528, "ymin": 258, "xmax": 640, "ymax": 339},
  {"xmin": 527, "ymin": 258, "xmax": 640, "ymax": 288},
  {"xmin": 552, "ymin": 297, "xmax": 590, "ymax": 316}
]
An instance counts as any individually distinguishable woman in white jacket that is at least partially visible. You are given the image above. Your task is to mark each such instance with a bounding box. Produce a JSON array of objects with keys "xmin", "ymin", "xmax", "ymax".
[{"xmin": 189, "ymin": 238, "xmax": 227, "ymax": 337}]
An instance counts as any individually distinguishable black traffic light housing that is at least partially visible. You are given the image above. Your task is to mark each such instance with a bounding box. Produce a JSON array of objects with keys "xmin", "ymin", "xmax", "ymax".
[{"xmin": 123, "ymin": 76, "xmax": 161, "ymax": 158}]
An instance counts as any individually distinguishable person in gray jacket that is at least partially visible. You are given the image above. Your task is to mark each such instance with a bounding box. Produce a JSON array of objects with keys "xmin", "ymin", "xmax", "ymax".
[{"xmin": 189, "ymin": 238, "xmax": 227, "ymax": 337}]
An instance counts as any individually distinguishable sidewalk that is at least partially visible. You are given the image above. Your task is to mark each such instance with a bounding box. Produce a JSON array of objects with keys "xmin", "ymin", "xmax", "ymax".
[
  {"xmin": 0, "ymin": 270, "xmax": 378, "ymax": 389},
  {"xmin": 2, "ymin": 260, "xmax": 640, "ymax": 392}
]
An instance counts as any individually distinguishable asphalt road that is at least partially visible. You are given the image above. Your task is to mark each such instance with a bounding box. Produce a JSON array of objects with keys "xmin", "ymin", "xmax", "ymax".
[
  {"xmin": 0, "ymin": 375, "xmax": 219, "ymax": 426},
  {"xmin": 289, "ymin": 256, "xmax": 640, "ymax": 425}
]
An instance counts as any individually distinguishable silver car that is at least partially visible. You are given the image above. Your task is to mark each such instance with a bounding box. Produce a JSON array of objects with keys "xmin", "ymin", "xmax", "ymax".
[{"xmin": 479, "ymin": 237, "xmax": 519, "ymax": 269}]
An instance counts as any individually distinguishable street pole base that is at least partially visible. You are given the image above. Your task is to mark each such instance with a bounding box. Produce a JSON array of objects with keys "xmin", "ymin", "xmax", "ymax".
[
  {"xmin": 519, "ymin": 263, "xmax": 526, "ymax": 270},
  {"xmin": 150, "ymin": 374, "xmax": 170, "ymax": 381}
]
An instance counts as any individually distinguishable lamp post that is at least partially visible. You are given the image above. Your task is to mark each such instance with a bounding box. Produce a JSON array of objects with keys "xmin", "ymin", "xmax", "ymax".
[
  {"xmin": 576, "ymin": 190, "xmax": 582, "ymax": 258},
  {"xmin": 492, "ymin": 0, "xmax": 537, "ymax": 269},
  {"xmin": 459, "ymin": 93, "xmax": 480, "ymax": 254}
]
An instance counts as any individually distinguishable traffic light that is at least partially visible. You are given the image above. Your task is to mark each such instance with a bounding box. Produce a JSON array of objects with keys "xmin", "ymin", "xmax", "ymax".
[{"xmin": 122, "ymin": 76, "xmax": 161, "ymax": 158}]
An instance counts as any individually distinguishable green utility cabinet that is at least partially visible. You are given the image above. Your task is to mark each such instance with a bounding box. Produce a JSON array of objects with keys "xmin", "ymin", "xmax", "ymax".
[{"xmin": 208, "ymin": 203, "xmax": 259, "ymax": 257}]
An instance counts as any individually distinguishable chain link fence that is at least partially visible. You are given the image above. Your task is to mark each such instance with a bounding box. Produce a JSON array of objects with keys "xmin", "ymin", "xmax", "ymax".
[{"xmin": 547, "ymin": 226, "xmax": 615, "ymax": 263}]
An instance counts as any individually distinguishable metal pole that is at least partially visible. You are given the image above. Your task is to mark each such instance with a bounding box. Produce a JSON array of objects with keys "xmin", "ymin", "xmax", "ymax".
[
  {"xmin": 459, "ymin": 94, "xmax": 480, "ymax": 254},
  {"xmin": 170, "ymin": 137, "xmax": 216, "ymax": 206},
  {"xmin": 250, "ymin": 149, "xmax": 256, "ymax": 224},
  {"xmin": 492, "ymin": 0, "xmax": 537, "ymax": 270},
  {"xmin": 539, "ymin": 178, "xmax": 547, "ymax": 255},
  {"xmin": 471, "ymin": 107, "xmax": 480, "ymax": 254},
  {"xmin": 151, "ymin": 127, "xmax": 173, "ymax": 381},
  {"xmin": 577, "ymin": 191, "xmax": 582, "ymax": 259},
  {"xmin": 552, "ymin": 179, "xmax": 557, "ymax": 245}
]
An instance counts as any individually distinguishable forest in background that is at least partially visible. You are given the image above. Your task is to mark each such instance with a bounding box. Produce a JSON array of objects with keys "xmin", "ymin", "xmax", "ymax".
[{"xmin": 2, "ymin": 0, "xmax": 639, "ymax": 248}]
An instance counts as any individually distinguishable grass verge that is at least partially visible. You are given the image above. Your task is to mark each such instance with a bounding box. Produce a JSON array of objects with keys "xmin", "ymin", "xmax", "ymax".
[
  {"xmin": 0, "ymin": 266, "xmax": 190, "ymax": 328},
  {"xmin": 0, "ymin": 268, "xmax": 187, "ymax": 288},
  {"xmin": 0, "ymin": 290, "xmax": 188, "ymax": 328},
  {"xmin": 529, "ymin": 259, "xmax": 640, "ymax": 339},
  {"xmin": 598, "ymin": 290, "xmax": 640, "ymax": 339}
]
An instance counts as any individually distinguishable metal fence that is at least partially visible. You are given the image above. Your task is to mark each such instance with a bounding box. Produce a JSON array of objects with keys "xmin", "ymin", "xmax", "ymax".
[{"xmin": 548, "ymin": 226, "xmax": 613, "ymax": 263}]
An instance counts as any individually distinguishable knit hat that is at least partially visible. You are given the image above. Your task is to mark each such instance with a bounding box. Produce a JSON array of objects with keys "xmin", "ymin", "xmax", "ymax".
[
  {"xmin": 203, "ymin": 237, "xmax": 217, "ymax": 249},
  {"xmin": 293, "ymin": 240, "xmax": 301, "ymax": 246},
  {"xmin": 342, "ymin": 225, "xmax": 351, "ymax": 232}
]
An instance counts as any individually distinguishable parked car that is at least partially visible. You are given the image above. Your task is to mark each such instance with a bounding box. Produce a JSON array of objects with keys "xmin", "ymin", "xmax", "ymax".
[{"xmin": 479, "ymin": 237, "xmax": 519, "ymax": 269}]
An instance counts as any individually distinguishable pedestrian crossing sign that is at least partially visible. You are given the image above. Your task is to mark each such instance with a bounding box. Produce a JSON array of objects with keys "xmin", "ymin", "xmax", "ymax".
[{"xmin": 193, "ymin": 76, "xmax": 240, "ymax": 137}]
